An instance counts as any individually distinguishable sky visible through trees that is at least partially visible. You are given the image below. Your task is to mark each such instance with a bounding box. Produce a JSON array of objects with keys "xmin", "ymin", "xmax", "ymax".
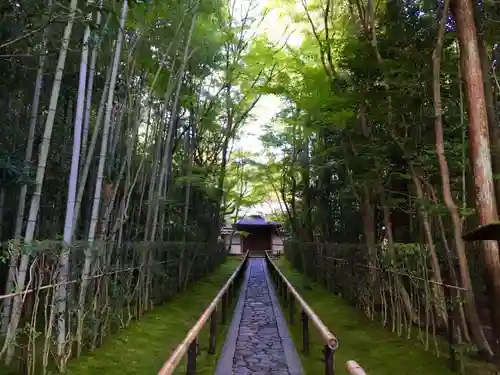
[{"xmin": 233, "ymin": 0, "xmax": 304, "ymax": 215}]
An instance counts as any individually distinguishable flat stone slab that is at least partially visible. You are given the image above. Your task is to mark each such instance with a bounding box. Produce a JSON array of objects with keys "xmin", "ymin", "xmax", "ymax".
[{"xmin": 216, "ymin": 258, "xmax": 303, "ymax": 375}]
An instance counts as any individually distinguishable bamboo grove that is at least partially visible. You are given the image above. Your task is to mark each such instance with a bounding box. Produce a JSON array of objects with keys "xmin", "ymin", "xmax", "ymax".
[
  {"xmin": 256, "ymin": 0, "xmax": 500, "ymax": 368},
  {"xmin": 0, "ymin": 0, "xmax": 280, "ymax": 373}
]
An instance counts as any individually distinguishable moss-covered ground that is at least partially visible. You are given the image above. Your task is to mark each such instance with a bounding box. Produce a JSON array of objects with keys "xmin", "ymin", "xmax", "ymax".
[
  {"xmin": 64, "ymin": 258, "xmax": 241, "ymax": 375},
  {"xmin": 274, "ymin": 258, "xmax": 497, "ymax": 375}
]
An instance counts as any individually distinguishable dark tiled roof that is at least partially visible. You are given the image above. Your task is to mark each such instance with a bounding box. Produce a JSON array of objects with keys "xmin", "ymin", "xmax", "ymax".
[{"xmin": 236, "ymin": 215, "xmax": 280, "ymax": 226}]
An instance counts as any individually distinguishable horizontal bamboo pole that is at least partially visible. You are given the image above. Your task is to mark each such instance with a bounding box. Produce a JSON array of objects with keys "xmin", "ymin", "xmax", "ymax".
[
  {"xmin": 0, "ymin": 243, "xmax": 225, "ymax": 300},
  {"xmin": 323, "ymin": 256, "xmax": 468, "ymax": 291},
  {"xmin": 346, "ymin": 360, "xmax": 367, "ymax": 375},
  {"xmin": 0, "ymin": 260, "xmax": 178, "ymax": 300},
  {"xmin": 265, "ymin": 251, "xmax": 338, "ymax": 349},
  {"xmin": 157, "ymin": 251, "xmax": 249, "ymax": 375}
]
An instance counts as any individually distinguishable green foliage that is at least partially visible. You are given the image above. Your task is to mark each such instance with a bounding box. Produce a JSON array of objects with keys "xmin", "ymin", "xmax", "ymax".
[
  {"xmin": 245, "ymin": 0, "xmax": 490, "ymax": 243},
  {"xmin": 223, "ymin": 151, "xmax": 276, "ymax": 220},
  {"xmin": 0, "ymin": 153, "xmax": 35, "ymax": 187}
]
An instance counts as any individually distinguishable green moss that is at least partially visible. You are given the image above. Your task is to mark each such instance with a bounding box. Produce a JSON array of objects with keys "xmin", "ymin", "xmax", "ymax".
[
  {"xmin": 65, "ymin": 258, "xmax": 241, "ymax": 375},
  {"xmin": 274, "ymin": 258, "xmax": 497, "ymax": 375}
]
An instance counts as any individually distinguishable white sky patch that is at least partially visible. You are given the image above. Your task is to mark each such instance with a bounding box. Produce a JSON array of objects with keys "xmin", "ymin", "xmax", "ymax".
[
  {"xmin": 232, "ymin": 0, "xmax": 300, "ymax": 158},
  {"xmin": 232, "ymin": 0, "xmax": 304, "ymax": 215}
]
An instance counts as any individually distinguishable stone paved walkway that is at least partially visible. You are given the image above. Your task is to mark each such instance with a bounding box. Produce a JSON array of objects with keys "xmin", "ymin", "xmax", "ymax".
[
  {"xmin": 216, "ymin": 258, "xmax": 303, "ymax": 375},
  {"xmin": 233, "ymin": 259, "xmax": 289, "ymax": 375}
]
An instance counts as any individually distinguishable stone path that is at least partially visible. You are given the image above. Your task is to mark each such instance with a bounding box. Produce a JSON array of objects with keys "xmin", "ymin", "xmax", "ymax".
[{"xmin": 215, "ymin": 258, "xmax": 303, "ymax": 375}]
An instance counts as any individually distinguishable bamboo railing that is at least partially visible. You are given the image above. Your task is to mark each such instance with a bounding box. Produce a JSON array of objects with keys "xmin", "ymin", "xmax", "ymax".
[
  {"xmin": 157, "ymin": 251, "xmax": 249, "ymax": 375},
  {"xmin": 266, "ymin": 250, "xmax": 367, "ymax": 375}
]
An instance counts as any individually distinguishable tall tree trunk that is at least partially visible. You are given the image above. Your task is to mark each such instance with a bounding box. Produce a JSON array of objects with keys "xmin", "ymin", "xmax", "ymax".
[
  {"xmin": 422, "ymin": 177, "xmax": 471, "ymax": 343},
  {"xmin": 150, "ymin": 2, "xmax": 198, "ymax": 242},
  {"xmin": 77, "ymin": 0, "xmax": 128, "ymax": 358},
  {"xmin": 1, "ymin": 1, "xmax": 50, "ymax": 334},
  {"xmin": 452, "ymin": 0, "xmax": 500, "ymax": 356},
  {"xmin": 57, "ymin": 3, "xmax": 92, "ymax": 365},
  {"xmin": 87, "ymin": 0, "xmax": 128, "ymax": 245},
  {"xmin": 144, "ymin": 63, "xmax": 178, "ymax": 240},
  {"xmin": 437, "ymin": 0, "xmax": 493, "ymax": 356},
  {"xmin": 2, "ymin": 0, "xmax": 80, "ymax": 363},
  {"xmin": 100, "ymin": 102, "xmax": 141, "ymax": 240},
  {"xmin": 81, "ymin": 6, "xmax": 106, "ymax": 172},
  {"xmin": 182, "ymin": 121, "xmax": 193, "ymax": 240},
  {"xmin": 73, "ymin": 53, "xmax": 113, "ymax": 234},
  {"xmin": 477, "ymin": 37, "xmax": 500, "ymax": 212}
]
